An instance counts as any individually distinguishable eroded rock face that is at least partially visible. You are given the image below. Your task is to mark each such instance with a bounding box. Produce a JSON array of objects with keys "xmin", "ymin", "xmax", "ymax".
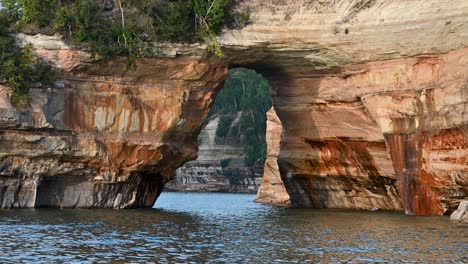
[
  {"xmin": 450, "ymin": 201, "xmax": 468, "ymax": 223},
  {"xmin": 1, "ymin": 0, "xmax": 467, "ymax": 214},
  {"xmin": 0, "ymin": 38, "xmax": 227, "ymax": 208},
  {"xmin": 267, "ymin": 48, "xmax": 467, "ymax": 214},
  {"xmin": 255, "ymin": 107, "xmax": 290, "ymax": 205},
  {"xmin": 223, "ymin": 0, "xmax": 468, "ymax": 214},
  {"xmin": 165, "ymin": 116, "xmax": 262, "ymax": 193}
]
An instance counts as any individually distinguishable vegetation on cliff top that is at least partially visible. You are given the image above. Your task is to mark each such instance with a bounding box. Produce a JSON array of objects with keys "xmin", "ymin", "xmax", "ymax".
[
  {"xmin": 0, "ymin": 13, "xmax": 56, "ymax": 106},
  {"xmin": 210, "ymin": 68, "xmax": 271, "ymax": 167},
  {"xmin": 0, "ymin": 0, "xmax": 249, "ymax": 104},
  {"xmin": 2, "ymin": 0, "xmax": 248, "ymax": 60}
]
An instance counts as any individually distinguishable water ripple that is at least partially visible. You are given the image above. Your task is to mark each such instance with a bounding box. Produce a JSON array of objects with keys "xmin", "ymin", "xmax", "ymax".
[{"xmin": 0, "ymin": 192, "xmax": 466, "ymax": 263}]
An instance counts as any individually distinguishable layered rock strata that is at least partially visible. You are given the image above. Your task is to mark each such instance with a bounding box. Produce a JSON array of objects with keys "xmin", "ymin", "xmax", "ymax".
[
  {"xmin": 165, "ymin": 115, "xmax": 262, "ymax": 193},
  {"xmin": 0, "ymin": 0, "xmax": 466, "ymax": 214},
  {"xmin": 0, "ymin": 36, "xmax": 227, "ymax": 208},
  {"xmin": 255, "ymin": 107, "xmax": 290, "ymax": 205},
  {"xmin": 224, "ymin": 0, "xmax": 468, "ymax": 214},
  {"xmin": 266, "ymin": 50, "xmax": 467, "ymax": 213}
]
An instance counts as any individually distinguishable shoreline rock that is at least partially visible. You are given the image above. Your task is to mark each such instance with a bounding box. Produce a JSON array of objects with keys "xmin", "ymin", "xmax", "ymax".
[
  {"xmin": 255, "ymin": 107, "xmax": 290, "ymax": 205},
  {"xmin": 1, "ymin": 0, "xmax": 466, "ymax": 214},
  {"xmin": 450, "ymin": 201, "xmax": 468, "ymax": 223}
]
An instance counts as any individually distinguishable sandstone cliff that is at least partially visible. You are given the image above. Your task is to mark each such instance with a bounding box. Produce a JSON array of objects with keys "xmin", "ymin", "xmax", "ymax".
[
  {"xmin": 165, "ymin": 115, "xmax": 262, "ymax": 193},
  {"xmin": 0, "ymin": 0, "xmax": 466, "ymax": 215},
  {"xmin": 255, "ymin": 107, "xmax": 290, "ymax": 205},
  {"xmin": 0, "ymin": 34, "xmax": 227, "ymax": 208},
  {"xmin": 450, "ymin": 201, "xmax": 468, "ymax": 223},
  {"xmin": 224, "ymin": 0, "xmax": 467, "ymax": 215},
  {"xmin": 166, "ymin": 68, "xmax": 269, "ymax": 193}
]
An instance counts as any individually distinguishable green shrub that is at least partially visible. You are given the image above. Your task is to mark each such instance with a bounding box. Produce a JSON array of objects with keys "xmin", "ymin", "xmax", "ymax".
[
  {"xmin": 140, "ymin": 0, "xmax": 228, "ymax": 56},
  {"xmin": 0, "ymin": 14, "xmax": 56, "ymax": 106},
  {"xmin": 211, "ymin": 68, "xmax": 272, "ymax": 166},
  {"xmin": 191, "ymin": 0, "xmax": 227, "ymax": 57},
  {"xmin": 220, "ymin": 158, "xmax": 231, "ymax": 168},
  {"xmin": 142, "ymin": 0, "xmax": 194, "ymax": 42},
  {"xmin": 238, "ymin": 8, "xmax": 251, "ymax": 27},
  {"xmin": 226, "ymin": 7, "xmax": 251, "ymax": 28},
  {"xmin": 216, "ymin": 114, "xmax": 234, "ymax": 138},
  {"xmin": 53, "ymin": 0, "xmax": 149, "ymax": 66},
  {"xmin": 3, "ymin": 0, "xmax": 237, "ymax": 66},
  {"xmin": 2, "ymin": 0, "xmax": 55, "ymax": 27},
  {"xmin": 3, "ymin": 0, "xmax": 233, "ymax": 60}
]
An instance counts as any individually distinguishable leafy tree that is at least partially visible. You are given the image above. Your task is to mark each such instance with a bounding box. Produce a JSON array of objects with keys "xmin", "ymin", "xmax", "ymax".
[
  {"xmin": 2, "ymin": 0, "xmax": 233, "ymax": 59},
  {"xmin": 191, "ymin": 0, "xmax": 227, "ymax": 56},
  {"xmin": 220, "ymin": 158, "xmax": 231, "ymax": 168},
  {"xmin": 216, "ymin": 114, "xmax": 235, "ymax": 138},
  {"xmin": 210, "ymin": 68, "xmax": 272, "ymax": 166},
  {"xmin": 0, "ymin": 0, "xmax": 247, "ymax": 104},
  {"xmin": 2, "ymin": 0, "xmax": 55, "ymax": 26},
  {"xmin": 0, "ymin": 13, "xmax": 56, "ymax": 106},
  {"xmin": 53, "ymin": 0, "xmax": 149, "ymax": 66}
]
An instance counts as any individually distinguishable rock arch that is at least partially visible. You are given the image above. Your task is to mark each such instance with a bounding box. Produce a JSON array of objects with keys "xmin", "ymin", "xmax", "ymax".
[
  {"xmin": 222, "ymin": 0, "xmax": 468, "ymax": 215},
  {"xmin": 0, "ymin": 0, "xmax": 466, "ymax": 215}
]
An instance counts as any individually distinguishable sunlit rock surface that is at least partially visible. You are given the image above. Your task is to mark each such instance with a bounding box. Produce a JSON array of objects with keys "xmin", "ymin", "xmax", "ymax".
[
  {"xmin": 450, "ymin": 201, "xmax": 468, "ymax": 223},
  {"xmin": 0, "ymin": 0, "xmax": 467, "ymax": 214},
  {"xmin": 165, "ymin": 116, "xmax": 262, "ymax": 193},
  {"xmin": 266, "ymin": 49, "xmax": 468, "ymax": 213},
  {"xmin": 0, "ymin": 36, "xmax": 227, "ymax": 208},
  {"xmin": 223, "ymin": 0, "xmax": 467, "ymax": 215},
  {"xmin": 255, "ymin": 107, "xmax": 290, "ymax": 205},
  {"xmin": 264, "ymin": 48, "xmax": 468, "ymax": 213}
]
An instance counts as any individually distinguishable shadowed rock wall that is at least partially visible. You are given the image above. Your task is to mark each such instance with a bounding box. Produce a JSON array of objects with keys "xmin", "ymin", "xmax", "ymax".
[
  {"xmin": 165, "ymin": 115, "xmax": 262, "ymax": 193},
  {"xmin": 237, "ymin": 0, "xmax": 468, "ymax": 215},
  {"xmin": 0, "ymin": 36, "xmax": 227, "ymax": 208},
  {"xmin": 0, "ymin": 0, "xmax": 467, "ymax": 214},
  {"xmin": 265, "ymin": 49, "xmax": 467, "ymax": 214}
]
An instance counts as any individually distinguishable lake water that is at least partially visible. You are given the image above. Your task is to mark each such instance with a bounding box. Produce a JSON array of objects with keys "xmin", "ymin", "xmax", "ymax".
[{"xmin": 0, "ymin": 192, "xmax": 466, "ymax": 263}]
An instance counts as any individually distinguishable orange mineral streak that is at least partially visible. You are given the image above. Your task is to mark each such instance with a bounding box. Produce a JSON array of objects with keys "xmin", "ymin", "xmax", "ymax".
[
  {"xmin": 384, "ymin": 134, "xmax": 443, "ymax": 215},
  {"xmin": 104, "ymin": 141, "xmax": 163, "ymax": 168},
  {"xmin": 424, "ymin": 128, "xmax": 468, "ymax": 151},
  {"xmin": 303, "ymin": 138, "xmax": 386, "ymax": 178},
  {"xmin": 268, "ymin": 47, "xmax": 467, "ymax": 213},
  {"xmin": 0, "ymin": 54, "xmax": 228, "ymax": 208},
  {"xmin": 7, "ymin": 0, "xmax": 466, "ymax": 209},
  {"xmin": 63, "ymin": 91, "xmax": 88, "ymax": 131}
]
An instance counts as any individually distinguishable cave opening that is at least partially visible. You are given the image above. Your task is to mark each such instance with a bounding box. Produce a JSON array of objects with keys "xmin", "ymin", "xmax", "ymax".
[{"xmin": 163, "ymin": 68, "xmax": 273, "ymax": 195}]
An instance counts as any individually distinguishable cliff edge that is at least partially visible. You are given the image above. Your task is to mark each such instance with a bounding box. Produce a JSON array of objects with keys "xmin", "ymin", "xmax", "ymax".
[{"xmin": 0, "ymin": 0, "xmax": 466, "ymax": 214}]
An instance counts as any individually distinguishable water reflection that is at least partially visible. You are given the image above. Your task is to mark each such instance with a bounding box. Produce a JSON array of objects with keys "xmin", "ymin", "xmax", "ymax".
[{"xmin": 0, "ymin": 192, "xmax": 466, "ymax": 263}]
